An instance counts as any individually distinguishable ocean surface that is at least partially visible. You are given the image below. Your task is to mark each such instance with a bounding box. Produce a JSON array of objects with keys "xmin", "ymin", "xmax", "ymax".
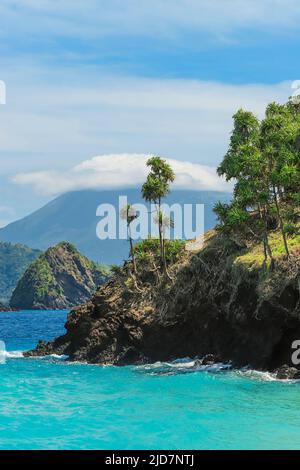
[{"xmin": 0, "ymin": 310, "xmax": 300, "ymax": 450}]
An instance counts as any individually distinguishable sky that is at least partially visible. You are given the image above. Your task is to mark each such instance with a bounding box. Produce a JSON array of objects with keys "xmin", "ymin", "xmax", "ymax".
[{"xmin": 0, "ymin": 0, "xmax": 300, "ymax": 226}]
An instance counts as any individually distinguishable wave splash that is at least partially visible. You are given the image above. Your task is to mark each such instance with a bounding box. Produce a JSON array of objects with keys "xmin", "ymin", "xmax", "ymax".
[
  {"xmin": 1, "ymin": 351, "xmax": 68, "ymax": 361},
  {"xmin": 4, "ymin": 350, "xmax": 24, "ymax": 359},
  {"xmin": 136, "ymin": 357, "xmax": 232, "ymax": 376},
  {"xmin": 136, "ymin": 357, "xmax": 300, "ymax": 383}
]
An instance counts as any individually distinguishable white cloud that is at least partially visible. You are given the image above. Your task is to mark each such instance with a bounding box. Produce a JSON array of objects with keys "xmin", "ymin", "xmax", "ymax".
[
  {"xmin": 1, "ymin": 1, "xmax": 300, "ymax": 42},
  {"xmin": 0, "ymin": 67, "xmax": 293, "ymax": 176},
  {"xmin": 13, "ymin": 153, "xmax": 232, "ymax": 196},
  {"xmin": 1, "ymin": 1, "xmax": 298, "ymax": 221}
]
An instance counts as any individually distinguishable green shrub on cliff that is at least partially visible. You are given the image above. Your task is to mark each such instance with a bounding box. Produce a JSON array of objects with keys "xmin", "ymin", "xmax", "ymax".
[
  {"xmin": 11, "ymin": 257, "xmax": 62, "ymax": 308},
  {"xmin": 133, "ymin": 238, "xmax": 185, "ymax": 265}
]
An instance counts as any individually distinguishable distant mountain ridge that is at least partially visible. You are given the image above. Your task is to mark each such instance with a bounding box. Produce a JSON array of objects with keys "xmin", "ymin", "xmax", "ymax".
[{"xmin": 0, "ymin": 189, "xmax": 231, "ymax": 265}]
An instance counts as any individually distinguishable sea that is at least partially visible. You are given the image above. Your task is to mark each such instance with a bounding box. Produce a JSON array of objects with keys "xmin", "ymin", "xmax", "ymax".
[{"xmin": 0, "ymin": 310, "xmax": 300, "ymax": 450}]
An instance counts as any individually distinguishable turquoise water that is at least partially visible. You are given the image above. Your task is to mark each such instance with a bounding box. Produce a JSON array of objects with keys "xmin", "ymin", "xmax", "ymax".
[{"xmin": 1, "ymin": 310, "xmax": 300, "ymax": 450}]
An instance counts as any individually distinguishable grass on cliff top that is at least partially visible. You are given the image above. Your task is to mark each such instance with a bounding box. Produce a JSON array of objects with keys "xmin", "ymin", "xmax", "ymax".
[{"xmin": 234, "ymin": 229, "xmax": 300, "ymax": 269}]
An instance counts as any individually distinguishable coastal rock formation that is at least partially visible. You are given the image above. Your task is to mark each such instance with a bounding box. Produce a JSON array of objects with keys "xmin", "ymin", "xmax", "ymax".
[
  {"xmin": 10, "ymin": 242, "xmax": 110, "ymax": 310},
  {"xmin": 26, "ymin": 232, "xmax": 300, "ymax": 372}
]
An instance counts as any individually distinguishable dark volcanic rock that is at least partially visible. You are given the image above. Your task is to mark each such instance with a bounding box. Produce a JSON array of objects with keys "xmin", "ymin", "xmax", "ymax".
[
  {"xmin": 25, "ymin": 233, "xmax": 300, "ymax": 372},
  {"xmin": 274, "ymin": 365, "xmax": 300, "ymax": 380}
]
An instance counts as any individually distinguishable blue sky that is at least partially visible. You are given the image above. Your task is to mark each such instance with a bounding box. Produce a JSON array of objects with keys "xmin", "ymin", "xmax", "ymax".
[{"xmin": 0, "ymin": 0, "xmax": 300, "ymax": 225}]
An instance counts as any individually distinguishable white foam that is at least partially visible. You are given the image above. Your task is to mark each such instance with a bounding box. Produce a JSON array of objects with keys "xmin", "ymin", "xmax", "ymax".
[
  {"xmin": 48, "ymin": 354, "xmax": 68, "ymax": 360},
  {"xmin": 166, "ymin": 360, "xmax": 196, "ymax": 368},
  {"xmin": 136, "ymin": 357, "xmax": 232, "ymax": 375},
  {"xmin": 4, "ymin": 350, "xmax": 24, "ymax": 358}
]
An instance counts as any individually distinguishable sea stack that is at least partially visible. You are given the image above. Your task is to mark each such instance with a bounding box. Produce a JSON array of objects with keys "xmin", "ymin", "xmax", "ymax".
[{"xmin": 10, "ymin": 242, "xmax": 110, "ymax": 310}]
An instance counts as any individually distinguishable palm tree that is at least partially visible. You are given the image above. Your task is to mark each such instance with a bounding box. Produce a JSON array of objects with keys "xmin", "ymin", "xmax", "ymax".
[{"xmin": 142, "ymin": 156, "xmax": 175, "ymax": 275}]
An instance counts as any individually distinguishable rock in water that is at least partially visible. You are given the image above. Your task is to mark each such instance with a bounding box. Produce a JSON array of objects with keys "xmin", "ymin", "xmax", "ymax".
[
  {"xmin": 10, "ymin": 242, "xmax": 109, "ymax": 310},
  {"xmin": 274, "ymin": 365, "xmax": 300, "ymax": 380}
]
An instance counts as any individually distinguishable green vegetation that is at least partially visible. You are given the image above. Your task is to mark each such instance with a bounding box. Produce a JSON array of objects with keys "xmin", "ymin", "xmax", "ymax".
[
  {"xmin": 215, "ymin": 100, "xmax": 300, "ymax": 268},
  {"xmin": 12, "ymin": 256, "xmax": 63, "ymax": 307},
  {"xmin": 117, "ymin": 156, "xmax": 180, "ymax": 283},
  {"xmin": 234, "ymin": 226, "xmax": 300, "ymax": 269},
  {"xmin": 57, "ymin": 242, "xmax": 110, "ymax": 284},
  {"xmin": 134, "ymin": 238, "xmax": 185, "ymax": 265},
  {"xmin": 142, "ymin": 156, "xmax": 175, "ymax": 277},
  {"xmin": 10, "ymin": 241, "xmax": 110, "ymax": 309},
  {"xmin": 0, "ymin": 242, "xmax": 41, "ymax": 304},
  {"xmin": 110, "ymin": 238, "xmax": 185, "ymax": 293}
]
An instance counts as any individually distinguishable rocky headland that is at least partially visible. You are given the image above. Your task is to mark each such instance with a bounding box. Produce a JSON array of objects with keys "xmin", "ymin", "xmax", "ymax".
[{"xmin": 25, "ymin": 231, "xmax": 300, "ymax": 378}]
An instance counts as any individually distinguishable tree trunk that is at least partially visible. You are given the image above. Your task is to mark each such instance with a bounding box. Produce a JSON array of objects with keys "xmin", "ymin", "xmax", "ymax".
[
  {"xmin": 162, "ymin": 236, "xmax": 169, "ymax": 275},
  {"xmin": 258, "ymin": 202, "xmax": 274, "ymax": 266},
  {"xmin": 262, "ymin": 204, "xmax": 274, "ymax": 269},
  {"xmin": 273, "ymin": 185, "xmax": 289, "ymax": 257},
  {"xmin": 128, "ymin": 224, "xmax": 137, "ymax": 274},
  {"xmin": 258, "ymin": 203, "xmax": 268, "ymax": 263},
  {"xmin": 157, "ymin": 200, "xmax": 164, "ymax": 272},
  {"xmin": 157, "ymin": 200, "xmax": 171, "ymax": 278}
]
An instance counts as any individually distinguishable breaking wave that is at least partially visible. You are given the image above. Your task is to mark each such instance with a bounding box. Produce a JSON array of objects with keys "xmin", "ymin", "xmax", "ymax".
[{"xmin": 135, "ymin": 357, "xmax": 232, "ymax": 376}]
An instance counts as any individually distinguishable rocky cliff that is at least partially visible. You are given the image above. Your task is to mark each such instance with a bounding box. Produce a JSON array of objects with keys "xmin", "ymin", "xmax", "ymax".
[
  {"xmin": 10, "ymin": 242, "xmax": 110, "ymax": 310},
  {"xmin": 26, "ymin": 232, "xmax": 300, "ymax": 374}
]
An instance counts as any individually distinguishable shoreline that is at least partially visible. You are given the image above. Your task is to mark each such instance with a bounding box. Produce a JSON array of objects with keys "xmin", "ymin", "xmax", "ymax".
[{"xmin": 7, "ymin": 349, "xmax": 300, "ymax": 382}]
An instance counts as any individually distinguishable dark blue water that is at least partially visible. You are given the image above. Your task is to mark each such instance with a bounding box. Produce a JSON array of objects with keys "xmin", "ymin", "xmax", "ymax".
[
  {"xmin": 1, "ymin": 310, "xmax": 300, "ymax": 450},
  {"xmin": 0, "ymin": 309, "xmax": 67, "ymax": 351}
]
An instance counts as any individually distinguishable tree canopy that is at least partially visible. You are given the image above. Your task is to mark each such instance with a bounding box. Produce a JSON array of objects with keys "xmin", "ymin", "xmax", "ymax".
[{"xmin": 215, "ymin": 100, "xmax": 300, "ymax": 265}]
